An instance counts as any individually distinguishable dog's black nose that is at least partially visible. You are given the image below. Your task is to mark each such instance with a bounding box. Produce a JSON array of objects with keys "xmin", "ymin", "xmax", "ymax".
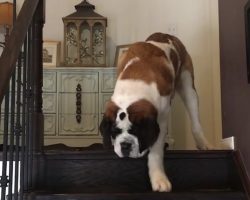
[{"xmin": 121, "ymin": 142, "xmax": 132, "ymax": 157}]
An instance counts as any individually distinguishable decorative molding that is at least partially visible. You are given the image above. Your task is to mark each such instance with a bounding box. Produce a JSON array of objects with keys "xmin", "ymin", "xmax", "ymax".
[
  {"xmin": 101, "ymin": 72, "xmax": 116, "ymax": 92},
  {"xmin": 43, "ymin": 72, "xmax": 56, "ymax": 92},
  {"xmin": 44, "ymin": 114, "xmax": 56, "ymax": 135},
  {"xmin": 43, "ymin": 93, "xmax": 56, "ymax": 113}
]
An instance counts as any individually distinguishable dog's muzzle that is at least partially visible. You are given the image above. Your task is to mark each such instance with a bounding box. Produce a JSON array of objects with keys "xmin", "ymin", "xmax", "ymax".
[{"xmin": 120, "ymin": 141, "xmax": 132, "ymax": 157}]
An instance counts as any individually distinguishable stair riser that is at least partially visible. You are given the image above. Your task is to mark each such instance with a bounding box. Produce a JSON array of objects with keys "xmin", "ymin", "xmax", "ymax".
[{"xmin": 39, "ymin": 152, "xmax": 243, "ymax": 192}]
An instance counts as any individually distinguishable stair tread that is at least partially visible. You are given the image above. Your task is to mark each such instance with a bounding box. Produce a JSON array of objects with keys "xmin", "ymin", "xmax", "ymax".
[
  {"xmin": 28, "ymin": 150, "xmax": 250, "ymax": 199},
  {"xmin": 29, "ymin": 190, "xmax": 247, "ymax": 200},
  {"xmin": 41, "ymin": 150, "xmax": 243, "ymax": 190},
  {"xmin": 43, "ymin": 149, "xmax": 234, "ymax": 159}
]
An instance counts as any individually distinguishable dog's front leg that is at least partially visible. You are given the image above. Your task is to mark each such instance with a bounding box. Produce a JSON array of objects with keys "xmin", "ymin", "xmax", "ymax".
[{"xmin": 148, "ymin": 130, "xmax": 172, "ymax": 192}]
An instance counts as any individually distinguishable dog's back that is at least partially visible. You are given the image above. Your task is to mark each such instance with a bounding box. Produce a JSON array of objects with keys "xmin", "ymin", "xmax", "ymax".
[{"xmin": 117, "ymin": 33, "xmax": 193, "ymax": 94}]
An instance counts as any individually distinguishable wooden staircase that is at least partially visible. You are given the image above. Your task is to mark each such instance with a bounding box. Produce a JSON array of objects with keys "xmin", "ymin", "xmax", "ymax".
[
  {"xmin": 26, "ymin": 146, "xmax": 250, "ymax": 200},
  {"xmin": 1, "ymin": 1, "xmax": 249, "ymax": 200}
]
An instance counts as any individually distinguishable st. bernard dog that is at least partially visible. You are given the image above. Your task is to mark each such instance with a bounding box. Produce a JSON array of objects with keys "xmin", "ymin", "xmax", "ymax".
[{"xmin": 100, "ymin": 32, "xmax": 212, "ymax": 192}]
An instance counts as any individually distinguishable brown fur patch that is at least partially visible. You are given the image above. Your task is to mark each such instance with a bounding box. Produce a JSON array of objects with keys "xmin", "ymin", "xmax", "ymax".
[
  {"xmin": 146, "ymin": 32, "xmax": 171, "ymax": 44},
  {"xmin": 117, "ymin": 42, "xmax": 166, "ymax": 75},
  {"xmin": 118, "ymin": 42, "xmax": 174, "ymax": 95},
  {"xmin": 146, "ymin": 32, "xmax": 195, "ymax": 90},
  {"xmin": 104, "ymin": 100, "xmax": 119, "ymax": 121},
  {"xmin": 117, "ymin": 32, "xmax": 195, "ymax": 96},
  {"xmin": 146, "ymin": 32, "xmax": 188, "ymax": 69},
  {"xmin": 127, "ymin": 99, "xmax": 158, "ymax": 123}
]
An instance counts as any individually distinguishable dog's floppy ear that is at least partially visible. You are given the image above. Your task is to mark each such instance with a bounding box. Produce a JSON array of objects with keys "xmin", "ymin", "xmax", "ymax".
[
  {"xmin": 129, "ymin": 117, "xmax": 160, "ymax": 153},
  {"xmin": 139, "ymin": 117, "xmax": 160, "ymax": 152},
  {"xmin": 99, "ymin": 116, "xmax": 113, "ymax": 149},
  {"xmin": 127, "ymin": 99, "xmax": 159, "ymax": 152},
  {"xmin": 99, "ymin": 100, "xmax": 119, "ymax": 149}
]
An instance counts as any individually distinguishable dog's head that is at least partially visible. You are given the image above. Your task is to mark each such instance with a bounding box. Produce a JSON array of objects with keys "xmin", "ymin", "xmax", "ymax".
[{"xmin": 100, "ymin": 99, "xmax": 159, "ymax": 158}]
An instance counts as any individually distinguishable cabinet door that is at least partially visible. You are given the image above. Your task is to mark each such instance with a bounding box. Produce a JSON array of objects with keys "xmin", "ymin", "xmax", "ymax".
[
  {"xmin": 100, "ymin": 93, "xmax": 112, "ymax": 114},
  {"xmin": 58, "ymin": 71, "xmax": 99, "ymax": 136},
  {"xmin": 43, "ymin": 93, "xmax": 57, "ymax": 113},
  {"xmin": 100, "ymin": 71, "xmax": 116, "ymax": 92},
  {"xmin": 43, "ymin": 71, "xmax": 57, "ymax": 92},
  {"xmin": 58, "ymin": 93, "xmax": 98, "ymax": 136},
  {"xmin": 43, "ymin": 70, "xmax": 57, "ymax": 136},
  {"xmin": 44, "ymin": 114, "xmax": 56, "ymax": 136}
]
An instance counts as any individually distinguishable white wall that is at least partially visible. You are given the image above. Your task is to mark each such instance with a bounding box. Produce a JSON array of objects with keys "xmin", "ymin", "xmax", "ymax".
[{"xmin": 1, "ymin": 0, "xmax": 222, "ymax": 149}]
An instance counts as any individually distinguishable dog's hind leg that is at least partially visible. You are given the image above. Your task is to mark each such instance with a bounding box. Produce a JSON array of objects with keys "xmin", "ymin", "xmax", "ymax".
[{"xmin": 176, "ymin": 56, "xmax": 212, "ymax": 150}]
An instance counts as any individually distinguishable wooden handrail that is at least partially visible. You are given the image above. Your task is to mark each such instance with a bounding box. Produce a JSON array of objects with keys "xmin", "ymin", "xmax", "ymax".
[{"xmin": 0, "ymin": 0, "xmax": 40, "ymax": 104}]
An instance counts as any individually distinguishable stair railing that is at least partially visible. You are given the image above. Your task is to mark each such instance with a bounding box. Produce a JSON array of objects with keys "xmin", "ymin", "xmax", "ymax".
[{"xmin": 0, "ymin": 0, "xmax": 45, "ymax": 199}]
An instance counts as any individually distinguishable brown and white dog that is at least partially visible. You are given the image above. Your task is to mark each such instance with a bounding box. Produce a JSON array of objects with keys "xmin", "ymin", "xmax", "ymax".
[{"xmin": 100, "ymin": 32, "xmax": 212, "ymax": 192}]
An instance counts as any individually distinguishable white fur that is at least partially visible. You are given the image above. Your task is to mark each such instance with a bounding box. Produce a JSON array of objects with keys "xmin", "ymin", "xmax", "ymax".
[
  {"xmin": 116, "ymin": 109, "xmax": 131, "ymax": 130},
  {"xmin": 112, "ymin": 79, "xmax": 162, "ymax": 111},
  {"xmin": 123, "ymin": 57, "xmax": 140, "ymax": 72}
]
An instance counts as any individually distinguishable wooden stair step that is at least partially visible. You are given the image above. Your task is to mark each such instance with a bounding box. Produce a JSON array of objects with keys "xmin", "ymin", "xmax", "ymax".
[
  {"xmin": 28, "ymin": 190, "xmax": 247, "ymax": 200},
  {"xmin": 38, "ymin": 150, "xmax": 246, "ymax": 191},
  {"xmin": 27, "ymin": 149, "xmax": 250, "ymax": 199}
]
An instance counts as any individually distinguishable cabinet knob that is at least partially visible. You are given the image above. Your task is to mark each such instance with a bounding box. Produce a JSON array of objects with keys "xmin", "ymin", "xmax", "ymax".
[{"xmin": 76, "ymin": 84, "xmax": 82, "ymax": 123}]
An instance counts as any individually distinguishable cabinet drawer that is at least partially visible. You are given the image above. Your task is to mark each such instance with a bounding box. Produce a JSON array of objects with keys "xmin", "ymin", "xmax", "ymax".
[
  {"xmin": 59, "ymin": 93, "xmax": 98, "ymax": 114},
  {"xmin": 100, "ymin": 71, "xmax": 116, "ymax": 92},
  {"xmin": 59, "ymin": 114, "xmax": 98, "ymax": 136},
  {"xmin": 43, "ymin": 72, "xmax": 57, "ymax": 92},
  {"xmin": 43, "ymin": 93, "xmax": 57, "ymax": 113},
  {"xmin": 44, "ymin": 114, "xmax": 56, "ymax": 136},
  {"xmin": 100, "ymin": 93, "xmax": 112, "ymax": 113},
  {"xmin": 59, "ymin": 72, "xmax": 98, "ymax": 92}
]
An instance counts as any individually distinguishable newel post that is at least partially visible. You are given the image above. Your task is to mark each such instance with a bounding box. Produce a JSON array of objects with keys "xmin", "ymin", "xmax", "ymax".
[
  {"xmin": 27, "ymin": 0, "xmax": 45, "ymax": 190},
  {"xmin": 31, "ymin": 0, "xmax": 45, "ymax": 153}
]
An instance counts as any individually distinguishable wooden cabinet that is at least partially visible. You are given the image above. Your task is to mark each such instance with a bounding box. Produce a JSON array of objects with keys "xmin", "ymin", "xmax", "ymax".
[{"xmin": 43, "ymin": 67, "xmax": 116, "ymax": 146}]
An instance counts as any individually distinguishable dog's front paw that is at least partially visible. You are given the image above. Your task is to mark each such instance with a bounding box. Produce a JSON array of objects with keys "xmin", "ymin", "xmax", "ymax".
[{"xmin": 150, "ymin": 173, "xmax": 172, "ymax": 192}]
